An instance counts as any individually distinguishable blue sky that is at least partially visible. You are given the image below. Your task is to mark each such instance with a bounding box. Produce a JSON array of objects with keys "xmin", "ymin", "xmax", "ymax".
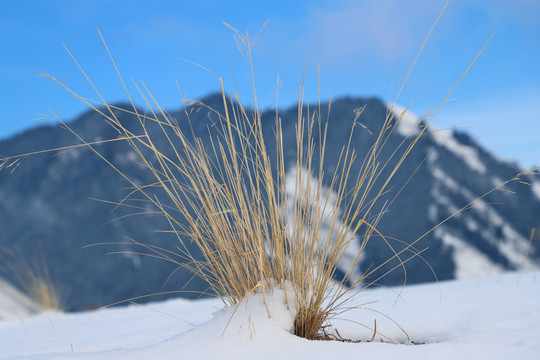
[{"xmin": 1, "ymin": 0, "xmax": 538, "ymax": 168}]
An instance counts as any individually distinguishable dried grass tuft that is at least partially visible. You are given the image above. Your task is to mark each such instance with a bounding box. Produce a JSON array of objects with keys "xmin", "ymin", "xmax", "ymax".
[
  {"xmin": 1, "ymin": 247, "xmax": 63, "ymax": 312},
  {"xmin": 32, "ymin": 29, "xmax": 431, "ymax": 338}
]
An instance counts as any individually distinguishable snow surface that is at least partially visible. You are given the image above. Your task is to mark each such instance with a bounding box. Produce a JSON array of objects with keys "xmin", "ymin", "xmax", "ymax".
[{"xmin": 1, "ymin": 271, "xmax": 539, "ymax": 359}]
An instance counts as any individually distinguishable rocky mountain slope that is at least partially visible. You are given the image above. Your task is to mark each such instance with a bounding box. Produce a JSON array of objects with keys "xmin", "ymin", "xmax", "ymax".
[{"xmin": 1, "ymin": 94, "xmax": 538, "ymax": 311}]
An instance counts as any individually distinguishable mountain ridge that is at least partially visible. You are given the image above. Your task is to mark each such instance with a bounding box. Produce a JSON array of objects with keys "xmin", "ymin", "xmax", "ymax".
[{"xmin": 0, "ymin": 94, "xmax": 538, "ymax": 311}]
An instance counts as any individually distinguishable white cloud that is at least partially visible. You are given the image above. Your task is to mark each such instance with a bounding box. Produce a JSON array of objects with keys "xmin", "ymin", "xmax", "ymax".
[{"xmin": 285, "ymin": 0, "xmax": 442, "ymax": 68}]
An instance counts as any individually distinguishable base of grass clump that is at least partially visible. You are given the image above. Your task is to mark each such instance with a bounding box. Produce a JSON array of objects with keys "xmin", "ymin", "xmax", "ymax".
[
  {"xmin": 200, "ymin": 281, "xmax": 422, "ymax": 344},
  {"xmin": 202, "ymin": 281, "xmax": 297, "ymax": 341},
  {"xmin": 311, "ymin": 323, "xmax": 426, "ymax": 345}
]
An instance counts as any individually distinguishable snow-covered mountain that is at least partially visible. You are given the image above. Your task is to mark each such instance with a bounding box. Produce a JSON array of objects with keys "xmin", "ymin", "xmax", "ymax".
[
  {"xmin": 380, "ymin": 104, "xmax": 540, "ymax": 281},
  {"xmin": 0, "ymin": 94, "xmax": 538, "ymax": 311}
]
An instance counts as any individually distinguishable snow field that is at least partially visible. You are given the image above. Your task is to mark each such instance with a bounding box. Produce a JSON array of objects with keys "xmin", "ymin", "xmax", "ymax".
[{"xmin": 1, "ymin": 271, "xmax": 539, "ymax": 359}]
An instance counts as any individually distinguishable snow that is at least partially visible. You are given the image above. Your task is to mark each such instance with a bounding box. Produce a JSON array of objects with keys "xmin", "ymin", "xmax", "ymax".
[
  {"xmin": 391, "ymin": 104, "xmax": 487, "ymax": 174},
  {"xmin": 391, "ymin": 104, "xmax": 421, "ymax": 137},
  {"xmin": 430, "ymin": 129, "xmax": 487, "ymax": 174},
  {"xmin": 427, "ymin": 154, "xmax": 536, "ymax": 274},
  {"xmin": 58, "ymin": 148, "xmax": 81, "ymax": 163},
  {"xmin": 427, "ymin": 204, "xmax": 438, "ymax": 222},
  {"xmin": 0, "ymin": 277, "xmax": 38, "ymax": 319},
  {"xmin": 180, "ymin": 282, "xmax": 296, "ymax": 344},
  {"xmin": 434, "ymin": 228, "xmax": 504, "ymax": 278},
  {"xmin": 465, "ymin": 217, "xmax": 480, "ymax": 232},
  {"xmin": 114, "ymin": 151, "xmax": 140, "ymax": 166},
  {"xmin": 491, "ymin": 176, "xmax": 504, "ymax": 188},
  {"xmin": 285, "ymin": 166, "xmax": 364, "ymax": 284},
  {"xmin": 1, "ymin": 271, "xmax": 539, "ymax": 359},
  {"xmin": 532, "ymin": 181, "xmax": 540, "ymax": 200}
]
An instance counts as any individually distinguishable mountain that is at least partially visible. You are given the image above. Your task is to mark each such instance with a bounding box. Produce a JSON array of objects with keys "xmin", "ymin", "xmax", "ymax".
[{"xmin": 0, "ymin": 94, "xmax": 539, "ymax": 311}]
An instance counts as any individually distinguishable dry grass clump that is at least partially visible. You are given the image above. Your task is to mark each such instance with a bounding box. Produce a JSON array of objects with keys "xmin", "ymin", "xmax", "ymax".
[
  {"xmin": 0, "ymin": 248, "xmax": 63, "ymax": 312},
  {"xmin": 33, "ymin": 31, "xmax": 430, "ymax": 338},
  {"xmin": 0, "ymin": 9, "xmax": 508, "ymax": 339}
]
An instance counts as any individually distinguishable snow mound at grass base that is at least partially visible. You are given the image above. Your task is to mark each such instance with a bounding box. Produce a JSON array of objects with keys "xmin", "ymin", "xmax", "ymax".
[{"xmin": 187, "ymin": 282, "xmax": 296, "ymax": 341}]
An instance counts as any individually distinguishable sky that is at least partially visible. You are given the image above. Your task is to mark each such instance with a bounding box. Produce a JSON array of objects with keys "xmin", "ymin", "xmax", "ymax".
[{"xmin": 1, "ymin": 0, "xmax": 538, "ymax": 168}]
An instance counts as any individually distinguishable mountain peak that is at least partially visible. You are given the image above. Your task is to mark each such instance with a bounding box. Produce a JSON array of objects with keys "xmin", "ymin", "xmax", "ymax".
[{"xmin": 0, "ymin": 94, "xmax": 538, "ymax": 310}]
